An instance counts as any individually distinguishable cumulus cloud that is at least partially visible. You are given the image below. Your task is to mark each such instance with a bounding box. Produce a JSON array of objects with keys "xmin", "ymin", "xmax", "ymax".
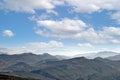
[
  {"xmin": 35, "ymin": 18, "xmax": 120, "ymax": 44},
  {"xmin": 1, "ymin": 0, "xmax": 120, "ymax": 24},
  {"xmin": 35, "ymin": 18, "xmax": 87, "ymax": 39},
  {"xmin": 78, "ymin": 43, "xmax": 93, "ymax": 47},
  {"xmin": 46, "ymin": 9, "xmax": 58, "ymax": 16},
  {"xmin": 66, "ymin": 0, "xmax": 120, "ymax": 13},
  {"xmin": 0, "ymin": 0, "xmax": 64, "ymax": 13},
  {"xmin": 28, "ymin": 40, "xmax": 63, "ymax": 48},
  {"xmin": 111, "ymin": 11, "xmax": 120, "ymax": 24},
  {"xmin": 65, "ymin": 0, "xmax": 120, "ymax": 23},
  {"xmin": 1, "ymin": 0, "xmax": 120, "ymax": 14},
  {"xmin": 2, "ymin": 30, "xmax": 14, "ymax": 37}
]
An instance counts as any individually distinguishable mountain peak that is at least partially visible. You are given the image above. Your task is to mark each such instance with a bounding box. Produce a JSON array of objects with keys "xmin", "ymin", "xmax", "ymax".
[
  {"xmin": 42, "ymin": 53, "xmax": 51, "ymax": 56},
  {"xmin": 75, "ymin": 51, "xmax": 119, "ymax": 59},
  {"xmin": 70, "ymin": 57, "xmax": 88, "ymax": 61},
  {"xmin": 20, "ymin": 52, "xmax": 35, "ymax": 56}
]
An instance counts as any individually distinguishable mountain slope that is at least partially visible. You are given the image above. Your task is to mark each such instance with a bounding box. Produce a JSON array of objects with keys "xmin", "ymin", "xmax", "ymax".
[
  {"xmin": 55, "ymin": 55, "xmax": 70, "ymax": 60},
  {"xmin": 0, "ymin": 53, "xmax": 58, "ymax": 70},
  {"xmin": 30, "ymin": 57, "xmax": 120, "ymax": 80},
  {"xmin": 1, "ymin": 55, "xmax": 120, "ymax": 80},
  {"xmin": 0, "ymin": 74, "xmax": 38, "ymax": 80},
  {"xmin": 4, "ymin": 62, "xmax": 35, "ymax": 72},
  {"xmin": 75, "ymin": 51, "xmax": 119, "ymax": 59},
  {"xmin": 107, "ymin": 54, "xmax": 120, "ymax": 61}
]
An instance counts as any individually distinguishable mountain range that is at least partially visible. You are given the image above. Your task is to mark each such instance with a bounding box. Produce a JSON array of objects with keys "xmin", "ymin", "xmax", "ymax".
[
  {"xmin": 75, "ymin": 51, "xmax": 120, "ymax": 59},
  {"xmin": 0, "ymin": 53, "xmax": 58, "ymax": 70},
  {"xmin": 0, "ymin": 51, "xmax": 120, "ymax": 80}
]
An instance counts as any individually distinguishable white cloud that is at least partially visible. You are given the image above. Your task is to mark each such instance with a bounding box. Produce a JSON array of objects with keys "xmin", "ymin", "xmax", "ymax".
[
  {"xmin": 35, "ymin": 18, "xmax": 120, "ymax": 44},
  {"xmin": 28, "ymin": 14, "xmax": 49, "ymax": 21},
  {"xmin": 51, "ymin": 0, "xmax": 65, "ymax": 6},
  {"xmin": 28, "ymin": 40, "xmax": 63, "ymax": 48},
  {"xmin": 36, "ymin": 18, "xmax": 87, "ymax": 39},
  {"xmin": 1, "ymin": 0, "xmax": 120, "ymax": 14},
  {"xmin": 0, "ymin": 0, "xmax": 64, "ymax": 13},
  {"xmin": 111, "ymin": 11, "xmax": 120, "ymax": 24},
  {"xmin": 66, "ymin": 0, "xmax": 120, "ymax": 13},
  {"xmin": 66, "ymin": 0, "xmax": 100, "ymax": 13},
  {"xmin": 46, "ymin": 9, "xmax": 58, "ymax": 16},
  {"xmin": 2, "ymin": 30, "xmax": 14, "ymax": 37},
  {"xmin": 0, "ymin": 47, "xmax": 29, "ymax": 54},
  {"xmin": 0, "ymin": 40, "xmax": 64, "ymax": 55},
  {"xmin": 78, "ymin": 43, "xmax": 93, "ymax": 47},
  {"xmin": 77, "ymin": 27, "xmax": 120, "ymax": 44},
  {"xmin": 0, "ymin": 47, "xmax": 80, "ymax": 56},
  {"xmin": 0, "ymin": 0, "xmax": 66, "ymax": 23}
]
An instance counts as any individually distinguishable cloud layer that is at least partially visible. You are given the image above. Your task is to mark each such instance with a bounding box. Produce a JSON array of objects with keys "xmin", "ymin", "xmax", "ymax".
[
  {"xmin": 78, "ymin": 43, "xmax": 93, "ymax": 47},
  {"xmin": 28, "ymin": 40, "xmax": 63, "ymax": 48}
]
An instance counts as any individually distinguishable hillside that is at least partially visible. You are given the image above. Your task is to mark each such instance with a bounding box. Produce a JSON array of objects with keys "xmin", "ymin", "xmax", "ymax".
[
  {"xmin": 107, "ymin": 54, "xmax": 120, "ymax": 61},
  {"xmin": 30, "ymin": 57, "xmax": 120, "ymax": 80},
  {"xmin": 0, "ymin": 74, "xmax": 38, "ymax": 80},
  {"xmin": 1, "ymin": 57, "xmax": 120, "ymax": 80},
  {"xmin": 0, "ymin": 53, "xmax": 58, "ymax": 71}
]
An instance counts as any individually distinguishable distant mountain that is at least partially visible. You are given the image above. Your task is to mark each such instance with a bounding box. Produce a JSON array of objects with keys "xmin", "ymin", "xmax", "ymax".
[
  {"xmin": 40, "ymin": 53, "xmax": 58, "ymax": 61},
  {"xmin": 94, "ymin": 51, "xmax": 119, "ymax": 58},
  {"xmin": 75, "ymin": 51, "xmax": 119, "ymax": 59},
  {"xmin": 55, "ymin": 55, "xmax": 70, "ymax": 60},
  {"xmin": 107, "ymin": 54, "xmax": 120, "ymax": 61},
  {"xmin": 0, "ymin": 53, "xmax": 58, "ymax": 70}
]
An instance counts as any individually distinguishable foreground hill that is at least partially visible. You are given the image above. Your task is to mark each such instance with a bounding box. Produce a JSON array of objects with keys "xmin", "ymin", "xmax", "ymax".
[
  {"xmin": 1, "ymin": 57, "xmax": 120, "ymax": 80},
  {"xmin": 4, "ymin": 62, "xmax": 35, "ymax": 72},
  {"xmin": 0, "ymin": 74, "xmax": 38, "ymax": 80},
  {"xmin": 30, "ymin": 57, "xmax": 120, "ymax": 80}
]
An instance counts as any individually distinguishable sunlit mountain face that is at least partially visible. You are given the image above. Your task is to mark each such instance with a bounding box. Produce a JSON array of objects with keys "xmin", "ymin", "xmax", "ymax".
[{"xmin": 1, "ymin": 0, "xmax": 120, "ymax": 80}]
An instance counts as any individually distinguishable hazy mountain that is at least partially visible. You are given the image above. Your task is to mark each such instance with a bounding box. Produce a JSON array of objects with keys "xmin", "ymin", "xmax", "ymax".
[
  {"xmin": 55, "ymin": 55, "xmax": 70, "ymax": 60},
  {"xmin": 40, "ymin": 53, "xmax": 58, "ymax": 61},
  {"xmin": 75, "ymin": 51, "xmax": 119, "ymax": 59},
  {"xmin": 0, "ymin": 53, "xmax": 58, "ymax": 70},
  {"xmin": 107, "ymin": 54, "xmax": 120, "ymax": 61}
]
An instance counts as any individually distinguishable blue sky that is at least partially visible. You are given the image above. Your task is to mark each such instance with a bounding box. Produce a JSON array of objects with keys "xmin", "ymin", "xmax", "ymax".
[{"xmin": 0, "ymin": 0, "xmax": 120, "ymax": 56}]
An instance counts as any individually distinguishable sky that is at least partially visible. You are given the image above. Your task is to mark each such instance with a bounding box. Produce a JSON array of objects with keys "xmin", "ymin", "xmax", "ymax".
[{"xmin": 0, "ymin": 0, "xmax": 120, "ymax": 56}]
